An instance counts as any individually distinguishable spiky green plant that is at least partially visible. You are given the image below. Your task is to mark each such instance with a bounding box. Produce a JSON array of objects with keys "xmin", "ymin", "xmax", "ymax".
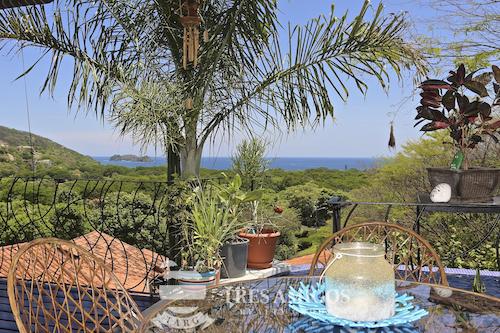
[
  {"xmin": 186, "ymin": 174, "xmax": 264, "ymax": 270},
  {"xmin": 190, "ymin": 188, "xmax": 233, "ymax": 271},
  {"xmin": 472, "ymin": 268, "xmax": 486, "ymax": 293}
]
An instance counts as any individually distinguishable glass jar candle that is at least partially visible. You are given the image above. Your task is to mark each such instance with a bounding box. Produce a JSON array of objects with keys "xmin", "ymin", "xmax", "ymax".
[{"xmin": 322, "ymin": 242, "xmax": 395, "ymax": 321}]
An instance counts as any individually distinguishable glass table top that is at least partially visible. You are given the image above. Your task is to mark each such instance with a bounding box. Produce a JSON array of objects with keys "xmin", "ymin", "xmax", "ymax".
[{"xmin": 140, "ymin": 276, "xmax": 500, "ymax": 333}]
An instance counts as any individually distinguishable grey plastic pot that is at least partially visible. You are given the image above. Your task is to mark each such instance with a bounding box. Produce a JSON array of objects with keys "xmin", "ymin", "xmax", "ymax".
[{"xmin": 220, "ymin": 237, "xmax": 249, "ymax": 278}]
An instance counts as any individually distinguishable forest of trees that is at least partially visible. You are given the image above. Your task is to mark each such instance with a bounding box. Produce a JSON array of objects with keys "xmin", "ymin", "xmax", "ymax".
[{"xmin": 1, "ymin": 131, "xmax": 498, "ymax": 270}]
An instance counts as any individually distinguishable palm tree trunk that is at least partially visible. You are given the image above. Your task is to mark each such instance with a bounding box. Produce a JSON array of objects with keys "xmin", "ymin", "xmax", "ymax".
[
  {"xmin": 180, "ymin": 121, "xmax": 203, "ymax": 177},
  {"xmin": 180, "ymin": 144, "xmax": 203, "ymax": 177}
]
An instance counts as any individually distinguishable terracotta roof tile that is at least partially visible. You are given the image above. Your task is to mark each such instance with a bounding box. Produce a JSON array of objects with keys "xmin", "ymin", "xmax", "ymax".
[{"xmin": 0, "ymin": 232, "xmax": 165, "ymax": 293}]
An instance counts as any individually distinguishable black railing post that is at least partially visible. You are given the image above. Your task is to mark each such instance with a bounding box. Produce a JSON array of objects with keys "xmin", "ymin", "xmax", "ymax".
[
  {"xmin": 167, "ymin": 146, "xmax": 181, "ymax": 183},
  {"xmin": 328, "ymin": 196, "xmax": 344, "ymax": 234},
  {"xmin": 166, "ymin": 145, "xmax": 182, "ymax": 266},
  {"xmin": 415, "ymin": 205, "xmax": 421, "ymax": 234},
  {"xmin": 496, "ymin": 232, "xmax": 500, "ymax": 271}
]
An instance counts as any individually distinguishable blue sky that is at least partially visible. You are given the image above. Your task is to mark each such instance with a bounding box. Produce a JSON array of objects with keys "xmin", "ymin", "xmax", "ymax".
[{"xmin": 0, "ymin": 0, "xmax": 440, "ymax": 158}]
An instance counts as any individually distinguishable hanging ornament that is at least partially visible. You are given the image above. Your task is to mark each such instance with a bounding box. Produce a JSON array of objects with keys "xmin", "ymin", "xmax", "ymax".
[
  {"xmin": 179, "ymin": 0, "xmax": 203, "ymax": 70},
  {"xmin": 388, "ymin": 122, "xmax": 396, "ymax": 149}
]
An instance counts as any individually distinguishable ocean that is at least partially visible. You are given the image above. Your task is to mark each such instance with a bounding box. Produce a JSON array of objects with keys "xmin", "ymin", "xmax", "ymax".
[{"xmin": 92, "ymin": 156, "xmax": 381, "ymax": 171}]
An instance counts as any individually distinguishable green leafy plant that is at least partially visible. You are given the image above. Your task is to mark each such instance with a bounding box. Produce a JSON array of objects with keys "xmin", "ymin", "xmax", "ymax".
[
  {"xmin": 216, "ymin": 173, "xmax": 265, "ymax": 217},
  {"xmin": 231, "ymin": 139, "xmax": 269, "ymax": 190},
  {"xmin": 161, "ymin": 180, "xmax": 194, "ymax": 265},
  {"xmin": 183, "ymin": 174, "xmax": 264, "ymax": 271},
  {"xmin": 472, "ymin": 268, "xmax": 486, "ymax": 294},
  {"xmin": 416, "ymin": 64, "xmax": 500, "ymax": 169},
  {"xmin": 279, "ymin": 182, "xmax": 342, "ymax": 227},
  {"xmin": 187, "ymin": 188, "xmax": 234, "ymax": 272}
]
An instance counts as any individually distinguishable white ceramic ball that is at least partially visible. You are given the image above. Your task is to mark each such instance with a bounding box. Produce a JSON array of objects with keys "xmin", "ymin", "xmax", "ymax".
[{"xmin": 430, "ymin": 183, "xmax": 452, "ymax": 203}]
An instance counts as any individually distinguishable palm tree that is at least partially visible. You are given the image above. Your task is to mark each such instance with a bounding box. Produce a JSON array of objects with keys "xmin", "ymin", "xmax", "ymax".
[{"xmin": 0, "ymin": 0, "xmax": 426, "ymax": 178}]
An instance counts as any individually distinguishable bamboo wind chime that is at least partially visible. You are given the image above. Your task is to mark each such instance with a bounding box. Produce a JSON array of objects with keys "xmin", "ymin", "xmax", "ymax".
[
  {"xmin": 179, "ymin": 0, "xmax": 207, "ymax": 110},
  {"xmin": 179, "ymin": 0, "xmax": 208, "ymax": 70}
]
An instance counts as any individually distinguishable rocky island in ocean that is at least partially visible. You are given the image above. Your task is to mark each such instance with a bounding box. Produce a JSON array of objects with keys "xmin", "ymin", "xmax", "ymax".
[{"xmin": 109, "ymin": 154, "xmax": 152, "ymax": 162}]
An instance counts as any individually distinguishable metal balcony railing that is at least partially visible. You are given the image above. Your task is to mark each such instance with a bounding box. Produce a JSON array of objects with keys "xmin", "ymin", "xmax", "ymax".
[
  {"xmin": 1, "ymin": 176, "xmax": 498, "ymax": 295},
  {"xmin": 0, "ymin": 176, "xmax": 186, "ymax": 293},
  {"xmin": 326, "ymin": 195, "xmax": 500, "ymax": 271}
]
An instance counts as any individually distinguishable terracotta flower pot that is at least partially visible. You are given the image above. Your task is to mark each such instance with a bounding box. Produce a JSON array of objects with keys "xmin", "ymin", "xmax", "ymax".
[{"xmin": 239, "ymin": 228, "xmax": 280, "ymax": 269}]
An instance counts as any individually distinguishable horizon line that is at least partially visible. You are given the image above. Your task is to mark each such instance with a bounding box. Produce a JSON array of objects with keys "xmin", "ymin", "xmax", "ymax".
[{"xmin": 91, "ymin": 155, "xmax": 384, "ymax": 159}]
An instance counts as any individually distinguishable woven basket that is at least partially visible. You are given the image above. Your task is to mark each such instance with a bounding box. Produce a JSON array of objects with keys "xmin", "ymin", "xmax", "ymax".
[{"xmin": 427, "ymin": 167, "xmax": 500, "ymax": 202}]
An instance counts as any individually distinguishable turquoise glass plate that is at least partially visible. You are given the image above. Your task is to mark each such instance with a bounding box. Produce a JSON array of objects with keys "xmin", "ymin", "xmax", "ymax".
[{"xmin": 288, "ymin": 282, "xmax": 428, "ymax": 328}]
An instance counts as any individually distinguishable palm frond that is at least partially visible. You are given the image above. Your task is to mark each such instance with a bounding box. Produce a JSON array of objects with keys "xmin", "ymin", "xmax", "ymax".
[
  {"xmin": 0, "ymin": 0, "xmax": 159, "ymax": 115},
  {"xmin": 0, "ymin": 0, "xmax": 427, "ymax": 176},
  {"xmin": 109, "ymin": 80, "xmax": 184, "ymax": 151},
  {"xmin": 199, "ymin": 1, "xmax": 427, "ymax": 142}
]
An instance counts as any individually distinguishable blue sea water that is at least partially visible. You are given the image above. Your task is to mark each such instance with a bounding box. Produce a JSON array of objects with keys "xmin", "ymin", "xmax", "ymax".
[{"xmin": 92, "ymin": 156, "xmax": 381, "ymax": 171}]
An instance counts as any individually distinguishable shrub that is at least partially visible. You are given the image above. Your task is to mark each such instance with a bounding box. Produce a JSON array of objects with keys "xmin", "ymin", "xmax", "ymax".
[
  {"xmin": 280, "ymin": 182, "xmax": 347, "ymax": 227},
  {"xmin": 51, "ymin": 204, "xmax": 88, "ymax": 239},
  {"xmin": 298, "ymin": 240, "xmax": 312, "ymax": 251}
]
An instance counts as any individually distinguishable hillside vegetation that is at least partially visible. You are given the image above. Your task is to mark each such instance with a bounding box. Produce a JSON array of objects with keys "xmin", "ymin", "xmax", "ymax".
[
  {"xmin": 0, "ymin": 126, "xmax": 497, "ymax": 271},
  {"xmin": 0, "ymin": 125, "xmax": 99, "ymax": 178}
]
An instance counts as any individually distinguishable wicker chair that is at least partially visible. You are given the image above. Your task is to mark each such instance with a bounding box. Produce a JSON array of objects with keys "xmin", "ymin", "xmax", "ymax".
[
  {"xmin": 7, "ymin": 238, "xmax": 144, "ymax": 333},
  {"xmin": 309, "ymin": 222, "xmax": 448, "ymax": 285}
]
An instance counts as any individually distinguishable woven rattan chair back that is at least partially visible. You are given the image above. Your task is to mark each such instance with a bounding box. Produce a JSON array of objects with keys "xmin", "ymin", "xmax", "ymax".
[
  {"xmin": 7, "ymin": 238, "xmax": 144, "ymax": 333},
  {"xmin": 308, "ymin": 222, "xmax": 448, "ymax": 285}
]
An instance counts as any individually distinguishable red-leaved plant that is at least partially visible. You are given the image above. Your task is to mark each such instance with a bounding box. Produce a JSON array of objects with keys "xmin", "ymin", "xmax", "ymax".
[{"xmin": 416, "ymin": 64, "xmax": 500, "ymax": 169}]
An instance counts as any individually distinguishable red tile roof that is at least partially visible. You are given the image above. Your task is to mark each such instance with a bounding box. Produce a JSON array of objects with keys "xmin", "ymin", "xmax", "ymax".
[{"xmin": 0, "ymin": 231, "xmax": 165, "ymax": 293}]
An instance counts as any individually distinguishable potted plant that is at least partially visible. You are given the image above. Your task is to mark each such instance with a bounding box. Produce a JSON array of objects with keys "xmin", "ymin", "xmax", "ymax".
[
  {"xmin": 178, "ymin": 174, "xmax": 264, "ymax": 282},
  {"xmin": 416, "ymin": 64, "xmax": 500, "ymax": 202},
  {"xmin": 217, "ymin": 174, "xmax": 265, "ymax": 278},
  {"xmin": 231, "ymin": 138, "xmax": 281, "ymax": 269},
  {"xmin": 176, "ymin": 186, "xmax": 228, "ymax": 286},
  {"xmin": 239, "ymin": 201, "xmax": 281, "ymax": 269}
]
